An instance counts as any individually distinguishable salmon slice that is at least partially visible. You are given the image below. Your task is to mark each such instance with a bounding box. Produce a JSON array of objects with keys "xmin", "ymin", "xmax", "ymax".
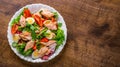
[
  {"xmin": 24, "ymin": 40, "xmax": 34, "ymax": 51},
  {"xmin": 40, "ymin": 40, "xmax": 56, "ymax": 46},
  {"xmin": 19, "ymin": 15, "xmax": 26, "ymax": 27}
]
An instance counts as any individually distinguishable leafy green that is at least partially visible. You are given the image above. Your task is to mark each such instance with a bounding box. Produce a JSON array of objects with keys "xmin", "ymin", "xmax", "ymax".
[
  {"xmin": 31, "ymin": 30, "xmax": 37, "ymax": 40},
  {"xmin": 30, "ymin": 25, "xmax": 35, "ymax": 30},
  {"xmin": 12, "ymin": 42, "xmax": 18, "ymax": 48},
  {"xmin": 23, "ymin": 23, "xmax": 38, "ymax": 32},
  {"xmin": 15, "ymin": 43, "xmax": 33, "ymax": 56},
  {"xmin": 24, "ymin": 49, "xmax": 33, "ymax": 56},
  {"xmin": 23, "ymin": 23, "xmax": 31, "ymax": 32},
  {"xmin": 53, "ymin": 12, "xmax": 58, "ymax": 19},
  {"xmin": 40, "ymin": 27, "xmax": 48, "ymax": 35},
  {"xmin": 51, "ymin": 30, "xmax": 57, "ymax": 34},
  {"xmin": 36, "ymin": 27, "xmax": 48, "ymax": 39},
  {"xmin": 37, "ymin": 34, "xmax": 43, "ymax": 39},
  {"xmin": 43, "ymin": 32, "xmax": 50, "ymax": 37},
  {"xmin": 53, "ymin": 28, "xmax": 65, "ymax": 49},
  {"xmin": 33, "ymin": 22, "xmax": 39, "ymax": 27},
  {"xmin": 18, "ymin": 26, "xmax": 24, "ymax": 31},
  {"xmin": 16, "ymin": 43, "xmax": 26, "ymax": 55},
  {"xmin": 19, "ymin": 43, "xmax": 26, "ymax": 49},
  {"xmin": 10, "ymin": 10, "xmax": 23, "ymax": 26},
  {"xmin": 31, "ymin": 25, "xmax": 38, "ymax": 31},
  {"xmin": 36, "ymin": 42, "xmax": 41, "ymax": 50},
  {"xmin": 23, "ymin": 27, "xmax": 31, "ymax": 32},
  {"xmin": 22, "ymin": 23, "xmax": 38, "ymax": 40},
  {"xmin": 58, "ymin": 23, "xmax": 62, "ymax": 27}
]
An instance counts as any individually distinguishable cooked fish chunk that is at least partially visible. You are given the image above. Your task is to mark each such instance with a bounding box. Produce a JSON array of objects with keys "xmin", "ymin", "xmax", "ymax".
[
  {"xmin": 49, "ymin": 43, "xmax": 57, "ymax": 52},
  {"xmin": 45, "ymin": 43, "xmax": 57, "ymax": 55},
  {"xmin": 41, "ymin": 9, "xmax": 54, "ymax": 18},
  {"xmin": 38, "ymin": 46, "xmax": 49, "ymax": 57},
  {"xmin": 19, "ymin": 15, "xmax": 26, "ymax": 27},
  {"xmin": 24, "ymin": 40, "xmax": 35, "ymax": 52},
  {"xmin": 45, "ymin": 49, "xmax": 52, "ymax": 55},
  {"xmin": 19, "ymin": 31, "xmax": 32, "ymax": 41},
  {"xmin": 40, "ymin": 40, "xmax": 56, "ymax": 46},
  {"xmin": 44, "ymin": 20, "xmax": 57, "ymax": 30}
]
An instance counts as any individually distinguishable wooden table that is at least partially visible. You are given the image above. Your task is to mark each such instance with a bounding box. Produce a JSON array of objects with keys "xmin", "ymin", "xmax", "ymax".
[{"xmin": 0, "ymin": 0, "xmax": 120, "ymax": 67}]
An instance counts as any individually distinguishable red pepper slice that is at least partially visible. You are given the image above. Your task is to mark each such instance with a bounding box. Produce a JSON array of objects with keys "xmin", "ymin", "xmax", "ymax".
[
  {"xmin": 40, "ymin": 38, "xmax": 49, "ymax": 42},
  {"xmin": 23, "ymin": 8, "xmax": 31, "ymax": 18},
  {"xmin": 11, "ymin": 24, "xmax": 18, "ymax": 34},
  {"xmin": 33, "ymin": 15, "xmax": 43, "ymax": 27}
]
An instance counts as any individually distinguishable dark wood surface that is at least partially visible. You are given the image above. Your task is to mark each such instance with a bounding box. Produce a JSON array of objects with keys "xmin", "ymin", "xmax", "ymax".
[{"xmin": 0, "ymin": 0, "xmax": 120, "ymax": 67}]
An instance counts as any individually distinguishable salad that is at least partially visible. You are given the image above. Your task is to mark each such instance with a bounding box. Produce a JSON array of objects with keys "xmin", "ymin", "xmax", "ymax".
[{"xmin": 11, "ymin": 8, "xmax": 65, "ymax": 60}]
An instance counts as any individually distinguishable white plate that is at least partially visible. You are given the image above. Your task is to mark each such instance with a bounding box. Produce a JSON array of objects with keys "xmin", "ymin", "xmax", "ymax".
[{"xmin": 7, "ymin": 3, "xmax": 67, "ymax": 63}]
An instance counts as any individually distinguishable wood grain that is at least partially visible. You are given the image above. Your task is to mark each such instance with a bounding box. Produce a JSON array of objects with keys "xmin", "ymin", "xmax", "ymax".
[{"xmin": 0, "ymin": 0, "xmax": 120, "ymax": 67}]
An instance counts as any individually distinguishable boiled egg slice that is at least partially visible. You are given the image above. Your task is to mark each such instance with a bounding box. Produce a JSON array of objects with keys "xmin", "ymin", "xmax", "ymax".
[
  {"xmin": 26, "ymin": 17, "xmax": 35, "ymax": 24},
  {"xmin": 43, "ymin": 20, "xmax": 51, "ymax": 25},
  {"xmin": 46, "ymin": 30, "xmax": 55, "ymax": 39},
  {"xmin": 13, "ymin": 34, "xmax": 20, "ymax": 42},
  {"xmin": 32, "ymin": 49, "xmax": 39, "ymax": 59}
]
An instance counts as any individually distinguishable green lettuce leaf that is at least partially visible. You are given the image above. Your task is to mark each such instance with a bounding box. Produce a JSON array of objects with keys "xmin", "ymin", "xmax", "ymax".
[
  {"xmin": 10, "ymin": 10, "xmax": 23, "ymax": 26},
  {"xmin": 53, "ymin": 27, "xmax": 65, "ymax": 49}
]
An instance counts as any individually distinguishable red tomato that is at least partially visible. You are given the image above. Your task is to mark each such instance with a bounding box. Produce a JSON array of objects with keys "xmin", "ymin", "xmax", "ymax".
[
  {"xmin": 11, "ymin": 24, "xmax": 18, "ymax": 34},
  {"xmin": 32, "ymin": 45, "xmax": 37, "ymax": 50},
  {"xmin": 33, "ymin": 15, "xmax": 43, "ymax": 27},
  {"xmin": 40, "ymin": 38, "xmax": 49, "ymax": 42},
  {"xmin": 41, "ymin": 18, "xmax": 45, "ymax": 23},
  {"xmin": 51, "ymin": 17, "xmax": 56, "ymax": 22},
  {"xmin": 23, "ymin": 8, "xmax": 31, "ymax": 18}
]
